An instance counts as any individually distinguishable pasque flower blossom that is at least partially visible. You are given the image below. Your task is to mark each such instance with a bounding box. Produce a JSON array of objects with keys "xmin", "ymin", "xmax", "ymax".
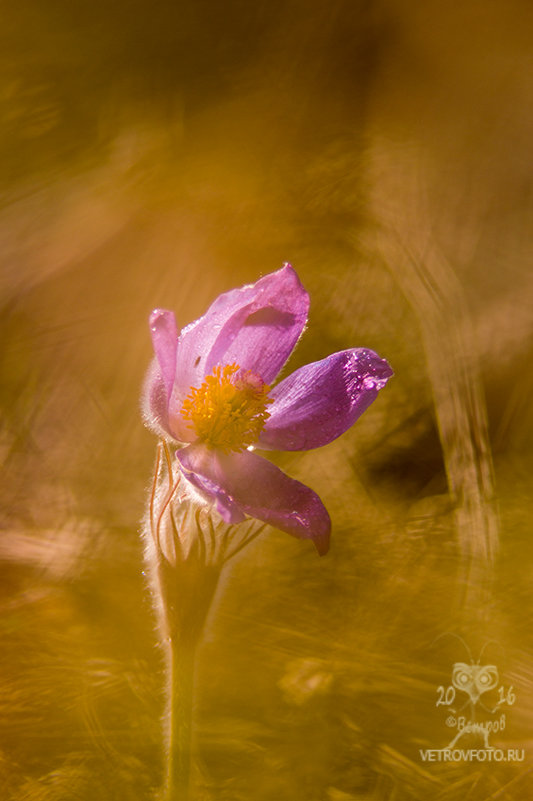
[{"xmin": 143, "ymin": 264, "xmax": 392, "ymax": 555}]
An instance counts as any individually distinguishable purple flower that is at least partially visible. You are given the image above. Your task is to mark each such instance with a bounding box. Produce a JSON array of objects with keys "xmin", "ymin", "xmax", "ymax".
[{"xmin": 143, "ymin": 264, "xmax": 392, "ymax": 555}]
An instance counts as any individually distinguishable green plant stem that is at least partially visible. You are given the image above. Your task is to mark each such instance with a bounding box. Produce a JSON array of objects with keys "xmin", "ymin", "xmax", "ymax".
[
  {"xmin": 164, "ymin": 633, "xmax": 198, "ymax": 801},
  {"xmin": 158, "ymin": 557, "xmax": 220, "ymax": 801}
]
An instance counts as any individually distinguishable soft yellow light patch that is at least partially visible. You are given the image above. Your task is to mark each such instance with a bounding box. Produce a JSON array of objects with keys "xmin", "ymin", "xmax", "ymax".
[{"xmin": 181, "ymin": 364, "xmax": 273, "ymax": 452}]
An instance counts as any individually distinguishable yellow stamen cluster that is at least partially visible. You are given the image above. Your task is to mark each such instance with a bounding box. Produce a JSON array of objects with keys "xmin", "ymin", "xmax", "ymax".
[{"xmin": 180, "ymin": 364, "xmax": 273, "ymax": 452}]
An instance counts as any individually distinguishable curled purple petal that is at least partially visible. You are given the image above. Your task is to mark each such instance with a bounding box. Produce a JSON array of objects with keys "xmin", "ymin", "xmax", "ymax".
[
  {"xmin": 141, "ymin": 359, "xmax": 171, "ymax": 439},
  {"xmin": 144, "ymin": 309, "xmax": 196, "ymax": 442},
  {"xmin": 176, "ymin": 444, "xmax": 331, "ymax": 555},
  {"xmin": 258, "ymin": 349, "xmax": 393, "ymax": 451},
  {"xmin": 173, "ymin": 264, "xmax": 309, "ymax": 394},
  {"xmin": 149, "ymin": 309, "xmax": 179, "ymax": 399}
]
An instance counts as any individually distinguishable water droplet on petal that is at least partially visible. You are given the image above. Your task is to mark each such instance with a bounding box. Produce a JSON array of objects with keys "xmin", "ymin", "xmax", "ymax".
[
  {"xmin": 288, "ymin": 511, "xmax": 306, "ymax": 526},
  {"xmin": 363, "ymin": 376, "xmax": 388, "ymax": 390}
]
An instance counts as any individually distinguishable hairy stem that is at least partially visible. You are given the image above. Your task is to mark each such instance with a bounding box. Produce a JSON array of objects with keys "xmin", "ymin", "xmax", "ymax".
[
  {"xmin": 158, "ymin": 555, "xmax": 220, "ymax": 801},
  {"xmin": 164, "ymin": 633, "xmax": 197, "ymax": 801}
]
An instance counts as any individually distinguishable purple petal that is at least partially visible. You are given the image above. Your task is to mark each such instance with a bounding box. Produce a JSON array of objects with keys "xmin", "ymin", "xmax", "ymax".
[
  {"xmin": 173, "ymin": 264, "xmax": 309, "ymax": 394},
  {"xmin": 145, "ymin": 309, "xmax": 196, "ymax": 442},
  {"xmin": 141, "ymin": 359, "xmax": 171, "ymax": 438},
  {"xmin": 176, "ymin": 444, "xmax": 331, "ymax": 555},
  {"xmin": 149, "ymin": 309, "xmax": 179, "ymax": 399},
  {"xmin": 258, "ymin": 349, "xmax": 393, "ymax": 451}
]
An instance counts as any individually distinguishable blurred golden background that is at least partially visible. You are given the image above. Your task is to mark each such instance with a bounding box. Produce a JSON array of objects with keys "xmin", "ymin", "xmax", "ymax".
[{"xmin": 2, "ymin": 0, "xmax": 533, "ymax": 798}]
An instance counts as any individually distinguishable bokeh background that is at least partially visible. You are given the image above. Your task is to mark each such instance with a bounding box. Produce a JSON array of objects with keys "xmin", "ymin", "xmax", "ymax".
[{"xmin": 2, "ymin": 1, "xmax": 533, "ymax": 798}]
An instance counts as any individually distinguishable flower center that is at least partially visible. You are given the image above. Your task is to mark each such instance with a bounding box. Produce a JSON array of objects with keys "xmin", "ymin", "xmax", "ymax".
[{"xmin": 180, "ymin": 364, "xmax": 273, "ymax": 452}]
